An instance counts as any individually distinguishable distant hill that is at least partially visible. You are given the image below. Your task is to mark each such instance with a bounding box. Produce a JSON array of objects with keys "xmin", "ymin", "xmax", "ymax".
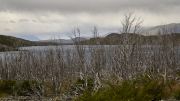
[
  {"xmin": 76, "ymin": 33, "xmax": 143, "ymax": 45},
  {"xmin": 142, "ymin": 23, "xmax": 180, "ymax": 36},
  {"xmin": 0, "ymin": 35, "xmax": 58, "ymax": 50},
  {"xmin": 39, "ymin": 37, "xmax": 89, "ymax": 44},
  {"xmin": 77, "ymin": 32, "xmax": 180, "ymax": 45},
  {"xmin": 0, "ymin": 35, "xmax": 38, "ymax": 47},
  {"xmin": 13, "ymin": 35, "xmax": 40, "ymax": 41},
  {"xmin": 1, "ymin": 23, "xmax": 180, "ymax": 48},
  {"xmin": 105, "ymin": 33, "xmax": 121, "ymax": 37}
]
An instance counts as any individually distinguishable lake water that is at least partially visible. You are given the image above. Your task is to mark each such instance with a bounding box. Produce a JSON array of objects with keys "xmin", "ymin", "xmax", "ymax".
[{"xmin": 1, "ymin": 45, "xmax": 180, "ymax": 62}]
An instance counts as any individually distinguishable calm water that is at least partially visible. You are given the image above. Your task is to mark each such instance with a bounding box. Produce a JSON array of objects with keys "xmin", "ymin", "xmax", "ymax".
[{"xmin": 1, "ymin": 45, "xmax": 180, "ymax": 67}]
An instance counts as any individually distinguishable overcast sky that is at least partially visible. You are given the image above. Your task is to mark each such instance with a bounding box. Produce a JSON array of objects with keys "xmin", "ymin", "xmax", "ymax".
[{"xmin": 0, "ymin": 0, "xmax": 180, "ymax": 40}]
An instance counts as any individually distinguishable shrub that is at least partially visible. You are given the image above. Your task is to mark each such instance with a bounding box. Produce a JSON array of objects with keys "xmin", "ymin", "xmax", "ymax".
[
  {"xmin": 70, "ymin": 78, "xmax": 94, "ymax": 96},
  {"xmin": 0, "ymin": 80, "xmax": 41, "ymax": 96},
  {"xmin": 75, "ymin": 80, "xmax": 139, "ymax": 101},
  {"xmin": 15, "ymin": 80, "xmax": 41, "ymax": 96},
  {"xmin": 74, "ymin": 76, "xmax": 166, "ymax": 101},
  {"xmin": 135, "ymin": 77, "xmax": 165, "ymax": 100},
  {"xmin": 0, "ymin": 80, "xmax": 16, "ymax": 94},
  {"xmin": 174, "ymin": 89, "xmax": 180, "ymax": 100}
]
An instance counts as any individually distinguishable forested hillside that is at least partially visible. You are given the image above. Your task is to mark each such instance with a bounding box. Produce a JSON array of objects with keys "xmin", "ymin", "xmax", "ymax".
[
  {"xmin": 0, "ymin": 35, "xmax": 37, "ymax": 47},
  {"xmin": 77, "ymin": 33, "xmax": 180, "ymax": 45},
  {"xmin": 0, "ymin": 35, "xmax": 59, "ymax": 51}
]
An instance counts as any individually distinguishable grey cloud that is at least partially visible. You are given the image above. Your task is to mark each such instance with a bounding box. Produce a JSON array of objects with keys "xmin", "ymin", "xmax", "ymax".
[
  {"xmin": 19, "ymin": 19, "xmax": 29, "ymax": 22},
  {"xmin": 0, "ymin": 21, "xmax": 8, "ymax": 23},
  {"xmin": 4, "ymin": 28, "xmax": 11, "ymax": 31},
  {"xmin": 50, "ymin": 20, "xmax": 62, "ymax": 23},
  {"xmin": 0, "ymin": 0, "xmax": 180, "ymax": 14},
  {"xmin": 32, "ymin": 20, "xmax": 37, "ymax": 22},
  {"xmin": 10, "ymin": 20, "xmax": 16, "ymax": 23}
]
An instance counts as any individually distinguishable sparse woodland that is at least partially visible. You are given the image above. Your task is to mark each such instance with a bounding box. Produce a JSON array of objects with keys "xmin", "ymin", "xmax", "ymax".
[{"xmin": 1, "ymin": 12, "xmax": 180, "ymax": 100}]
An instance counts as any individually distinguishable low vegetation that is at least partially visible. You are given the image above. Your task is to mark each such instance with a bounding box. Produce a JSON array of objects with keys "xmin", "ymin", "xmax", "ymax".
[
  {"xmin": 0, "ymin": 80, "xmax": 41, "ymax": 97},
  {"xmin": 75, "ymin": 76, "xmax": 166, "ymax": 101}
]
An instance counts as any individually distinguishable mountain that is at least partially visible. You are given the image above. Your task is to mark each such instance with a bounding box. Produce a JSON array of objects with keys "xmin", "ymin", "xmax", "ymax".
[
  {"xmin": 0, "ymin": 35, "xmax": 58, "ymax": 51},
  {"xmin": 0, "ymin": 35, "xmax": 40, "ymax": 51},
  {"xmin": 72, "ymin": 37, "xmax": 88, "ymax": 42},
  {"xmin": 77, "ymin": 33, "xmax": 144, "ymax": 45},
  {"xmin": 142, "ymin": 23, "xmax": 180, "ymax": 36},
  {"xmin": 77, "ymin": 31, "xmax": 180, "ymax": 45},
  {"xmin": 40, "ymin": 37, "xmax": 89, "ymax": 44},
  {"xmin": 105, "ymin": 33, "xmax": 120, "ymax": 37},
  {"xmin": 40, "ymin": 39, "xmax": 73, "ymax": 44},
  {"xmin": 13, "ymin": 35, "xmax": 40, "ymax": 41},
  {"xmin": 0, "ymin": 35, "xmax": 38, "ymax": 47}
]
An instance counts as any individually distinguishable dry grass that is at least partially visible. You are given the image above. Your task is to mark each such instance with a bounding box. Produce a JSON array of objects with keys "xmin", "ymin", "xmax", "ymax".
[
  {"xmin": 164, "ymin": 80, "xmax": 180, "ymax": 98},
  {"xmin": 0, "ymin": 93, "xmax": 11, "ymax": 98}
]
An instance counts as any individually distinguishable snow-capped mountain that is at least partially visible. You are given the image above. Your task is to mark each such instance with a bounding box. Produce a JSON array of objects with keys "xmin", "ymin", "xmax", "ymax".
[
  {"xmin": 40, "ymin": 37, "xmax": 89, "ymax": 44},
  {"xmin": 142, "ymin": 23, "xmax": 180, "ymax": 36}
]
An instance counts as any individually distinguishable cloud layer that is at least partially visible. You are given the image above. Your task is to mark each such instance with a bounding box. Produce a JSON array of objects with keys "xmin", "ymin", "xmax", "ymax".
[
  {"xmin": 0, "ymin": 0, "xmax": 180, "ymax": 40},
  {"xmin": 1, "ymin": 0, "xmax": 180, "ymax": 13}
]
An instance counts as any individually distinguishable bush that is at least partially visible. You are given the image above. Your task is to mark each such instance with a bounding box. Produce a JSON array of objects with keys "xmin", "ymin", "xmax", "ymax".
[
  {"xmin": 136, "ymin": 77, "xmax": 165, "ymax": 100},
  {"xmin": 174, "ymin": 89, "xmax": 180, "ymax": 100},
  {"xmin": 0, "ymin": 80, "xmax": 16, "ymax": 94},
  {"xmin": 0, "ymin": 80, "xmax": 41, "ymax": 96},
  {"xmin": 75, "ymin": 76, "xmax": 166, "ymax": 101},
  {"xmin": 70, "ymin": 78, "xmax": 94, "ymax": 96},
  {"xmin": 75, "ymin": 78, "xmax": 94, "ymax": 90},
  {"xmin": 75, "ymin": 80, "xmax": 138, "ymax": 101},
  {"xmin": 0, "ymin": 80, "xmax": 40, "ymax": 96},
  {"xmin": 15, "ymin": 80, "xmax": 41, "ymax": 96}
]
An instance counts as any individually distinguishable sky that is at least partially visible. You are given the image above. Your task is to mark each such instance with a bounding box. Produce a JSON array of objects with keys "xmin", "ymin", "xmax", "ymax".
[{"xmin": 0, "ymin": 0, "xmax": 180, "ymax": 41}]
